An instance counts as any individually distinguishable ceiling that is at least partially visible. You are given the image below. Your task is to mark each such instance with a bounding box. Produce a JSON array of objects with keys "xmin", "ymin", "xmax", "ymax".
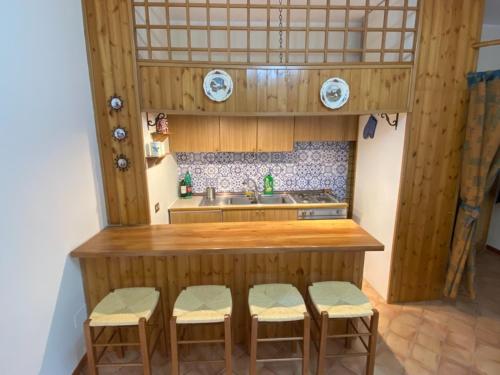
[{"xmin": 483, "ymin": 0, "xmax": 500, "ymax": 25}]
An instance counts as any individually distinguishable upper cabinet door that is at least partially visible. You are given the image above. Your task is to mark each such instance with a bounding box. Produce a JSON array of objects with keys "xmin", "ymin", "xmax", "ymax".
[
  {"xmin": 220, "ymin": 117, "xmax": 258, "ymax": 152},
  {"xmin": 294, "ymin": 116, "xmax": 358, "ymax": 142},
  {"xmin": 257, "ymin": 117, "xmax": 295, "ymax": 152},
  {"xmin": 169, "ymin": 115, "xmax": 220, "ymax": 152}
]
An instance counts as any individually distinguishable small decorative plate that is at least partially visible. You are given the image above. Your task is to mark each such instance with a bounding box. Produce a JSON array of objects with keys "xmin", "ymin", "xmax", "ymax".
[
  {"xmin": 203, "ymin": 70, "xmax": 233, "ymax": 102},
  {"xmin": 112, "ymin": 126, "xmax": 128, "ymax": 142},
  {"xmin": 320, "ymin": 78, "xmax": 350, "ymax": 110},
  {"xmin": 108, "ymin": 94, "xmax": 124, "ymax": 112}
]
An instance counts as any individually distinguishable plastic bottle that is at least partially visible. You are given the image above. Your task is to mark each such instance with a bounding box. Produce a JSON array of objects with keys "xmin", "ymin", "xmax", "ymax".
[{"xmin": 264, "ymin": 173, "xmax": 274, "ymax": 195}]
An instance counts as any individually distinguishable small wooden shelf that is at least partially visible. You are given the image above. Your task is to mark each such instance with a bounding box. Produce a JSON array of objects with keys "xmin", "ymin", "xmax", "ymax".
[
  {"xmin": 151, "ymin": 132, "xmax": 173, "ymax": 142},
  {"xmin": 146, "ymin": 154, "xmax": 169, "ymax": 167}
]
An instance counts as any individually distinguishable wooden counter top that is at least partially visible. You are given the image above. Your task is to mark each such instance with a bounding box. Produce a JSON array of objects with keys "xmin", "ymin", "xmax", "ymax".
[{"xmin": 71, "ymin": 219, "xmax": 383, "ymax": 258}]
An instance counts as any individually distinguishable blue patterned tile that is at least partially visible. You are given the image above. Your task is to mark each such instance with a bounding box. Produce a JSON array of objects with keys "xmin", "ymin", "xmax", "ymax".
[{"xmin": 176, "ymin": 142, "xmax": 352, "ymax": 201}]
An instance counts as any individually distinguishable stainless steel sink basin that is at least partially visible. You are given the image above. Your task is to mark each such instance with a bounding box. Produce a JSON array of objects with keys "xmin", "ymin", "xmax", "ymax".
[
  {"xmin": 258, "ymin": 194, "xmax": 295, "ymax": 204},
  {"xmin": 199, "ymin": 193, "xmax": 294, "ymax": 207},
  {"xmin": 199, "ymin": 194, "xmax": 258, "ymax": 206},
  {"xmin": 227, "ymin": 196, "xmax": 258, "ymax": 205}
]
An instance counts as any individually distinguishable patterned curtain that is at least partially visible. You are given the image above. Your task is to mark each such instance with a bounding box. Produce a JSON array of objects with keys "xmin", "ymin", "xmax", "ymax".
[{"xmin": 443, "ymin": 70, "xmax": 500, "ymax": 299}]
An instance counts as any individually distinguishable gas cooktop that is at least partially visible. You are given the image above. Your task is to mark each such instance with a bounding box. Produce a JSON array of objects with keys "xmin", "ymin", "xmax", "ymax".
[{"xmin": 290, "ymin": 190, "xmax": 339, "ymax": 204}]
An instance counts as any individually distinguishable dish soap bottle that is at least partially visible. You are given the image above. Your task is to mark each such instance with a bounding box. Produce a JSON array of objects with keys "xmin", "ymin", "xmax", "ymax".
[
  {"xmin": 184, "ymin": 170, "xmax": 193, "ymax": 197},
  {"xmin": 264, "ymin": 173, "xmax": 274, "ymax": 195}
]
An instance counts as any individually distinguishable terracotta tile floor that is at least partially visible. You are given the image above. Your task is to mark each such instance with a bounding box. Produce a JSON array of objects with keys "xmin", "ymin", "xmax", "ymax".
[{"xmin": 85, "ymin": 250, "xmax": 500, "ymax": 375}]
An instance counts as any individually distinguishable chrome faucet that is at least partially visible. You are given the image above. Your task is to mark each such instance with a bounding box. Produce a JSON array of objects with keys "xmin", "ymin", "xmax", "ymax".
[{"xmin": 242, "ymin": 177, "xmax": 259, "ymax": 199}]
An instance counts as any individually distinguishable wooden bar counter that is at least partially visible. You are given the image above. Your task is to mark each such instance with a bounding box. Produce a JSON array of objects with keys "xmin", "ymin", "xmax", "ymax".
[{"xmin": 72, "ymin": 220, "xmax": 382, "ymax": 343}]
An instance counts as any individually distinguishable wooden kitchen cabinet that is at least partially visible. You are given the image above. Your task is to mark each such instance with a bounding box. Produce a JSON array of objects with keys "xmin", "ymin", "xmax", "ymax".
[
  {"xmin": 261, "ymin": 209, "xmax": 298, "ymax": 221},
  {"xmin": 169, "ymin": 210, "xmax": 222, "ymax": 224},
  {"xmin": 168, "ymin": 115, "xmax": 220, "ymax": 152},
  {"xmin": 223, "ymin": 209, "xmax": 297, "ymax": 222},
  {"xmin": 219, "ymin": 117, "xmax": 258, "ymax": 152},
  {"xmin": 294, "ymin": 116, "xmax": 358, "ymax": 142},
  {"xmin": 257, "ymin": 117, "xmax": 295, "ymax": 152}
]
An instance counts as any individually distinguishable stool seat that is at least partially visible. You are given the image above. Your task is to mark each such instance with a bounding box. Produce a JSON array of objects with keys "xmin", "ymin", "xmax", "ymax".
[
  {"xmin": 249, "ymin": 283, "xmax": 307, "ymax": 322},
  {"xmin": 89, "ymin": 287, "xmax": 160, "ymax": 327},
  {"xmin": 308, "ymin": 281, "xmax": 373, "ymax": 318},
  {"xmin": 173, "ymin": 285, "xmax": 232, "ymax": 324}
]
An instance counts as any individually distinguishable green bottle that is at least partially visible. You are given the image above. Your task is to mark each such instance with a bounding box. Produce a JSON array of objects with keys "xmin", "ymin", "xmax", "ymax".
[
  {"xmin": 264, "ymin": 173, "xmax": 274, "ymax": 195},
  {"xmin": 184, "ymin": 170, "xmax": 192, "ymax": 197},
  {"xmin": 179, "ymin": 179, "xmax": 187, "ymax": 198}
]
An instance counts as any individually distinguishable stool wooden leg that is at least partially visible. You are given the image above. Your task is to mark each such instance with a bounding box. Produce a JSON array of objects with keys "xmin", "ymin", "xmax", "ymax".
[
  {"xmin": 83, "ymin": 320, "xmax": 97, "ymax": 375},
  {"xmin": 116, "ymin": 327, "xmax": 125, "ymax": 358},
  {"xmin": 366, "ymin": 309, "xmax": 379, "ymax": 375},
  {"xmin": 138, "ymin": 318, "xmax": 152, "ymax": 375},
  {"xmin": 158, "ymin": 295, "xmax": 168, "ymax": 355},
  {"xmin": 170, "ymin": 316, "xmax": 179, "ymax": 375},
  {"xmin": 345, "ymin": 318, "xmax": 352, "ymax": 349},
  {"xmin": 224, "ymin": 314, "xmax": 233, "ymax": 374},
  {"xmin": 316, "ymin": 312, "xmax": 329, "ymax": 375},
  {"xmin": 250, "ymin": 315, "xmax": 258, "ymax": 375},
  {"xmin": 303, "ymin": 313, "xmax": 311, "ymax": 375}
]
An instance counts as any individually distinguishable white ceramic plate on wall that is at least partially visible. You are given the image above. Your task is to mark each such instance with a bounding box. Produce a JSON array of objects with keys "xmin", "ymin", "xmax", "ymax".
[
  {"xmin": 203, "ymin": 70, "xmax": 233, "ymax": 102},
  {"xmin": 320, "ymin": 77, "xmax": 350, "ymax": 109}
]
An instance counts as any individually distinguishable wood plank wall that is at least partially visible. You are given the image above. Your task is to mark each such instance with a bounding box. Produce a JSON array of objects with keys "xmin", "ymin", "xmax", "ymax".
[
  {"xmin": 81, "ymin": 252, "xmax": 365, "ymax": 343},
  {"xmin": 387, "ymin": 0, "xmax": 484, "ymax": 302},
  {"xmin": 138, "ymin": 65, "xmax": 412, "ymax": 115},
  {"xmin": 83, "ymin": 0, "xmax": 149, "ymax": 224}
]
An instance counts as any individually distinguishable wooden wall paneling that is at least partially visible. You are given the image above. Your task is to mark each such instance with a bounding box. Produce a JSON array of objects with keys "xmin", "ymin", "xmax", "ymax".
[
  {"xmin": 138, "ymin": 65, "xmax": 413, "ymax": 115},
  {"xmin": 257, "ymin": 117, "xmax": 295, "ymax": 152},
  {"xmin": 388, "ymin": 0, "xmax": 484, "ymax": 303},
  {"xmin": 81, "ymin": 251, "xmax": 366, "ymax": 344},
  {"xmin": 169, "ymin": 210, "xmax": 223, "ymax": 224},
  {"xmin": 294, "ymin": 116, "xmax": 359, "ymax": 142},
  {"xmin": 168, "ymin": 115, "xmax": 220, "ymax": 152},
  {"xmin": 219, "ymin": 117, "xmax": 258, "ymax": 152},
  {"xmin": 82, "ymin": 0, "xmax": 149, "ymax": 224}
]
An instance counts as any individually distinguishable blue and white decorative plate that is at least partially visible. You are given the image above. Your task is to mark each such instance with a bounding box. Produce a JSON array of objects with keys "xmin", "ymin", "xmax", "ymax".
[
  {"xmin": 320, "ymin": 77, "xmax": 349, "ymax": 109},
  {"xmin": 203, "ymin": 70, "xmax": 233, "ymax": 102}
]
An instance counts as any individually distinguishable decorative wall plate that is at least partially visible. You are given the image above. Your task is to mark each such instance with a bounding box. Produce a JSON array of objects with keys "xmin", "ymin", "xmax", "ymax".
[
  {"xmin": 114, "ymin": 154, "xmax": 130, "ymax": 172},
  {"xmin": 112, "ymin": 126, "xmax": 128, "ymax": 141},
  {"xmin": 108, "ymin": 94, "xmax": 124, "ymax": 112},
  {"xmin": 203, "ymin": 70, "xmax": 233, "ymax": 102},
  {"xmin": 320, "ymin": 78, "xmax": 350, "ymax": 110}
]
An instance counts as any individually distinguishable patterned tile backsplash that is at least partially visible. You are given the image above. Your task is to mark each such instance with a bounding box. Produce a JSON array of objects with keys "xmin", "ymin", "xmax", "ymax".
[{"xmin": 176, "ymin": 142, "xmax": 352, "ymax": 202}]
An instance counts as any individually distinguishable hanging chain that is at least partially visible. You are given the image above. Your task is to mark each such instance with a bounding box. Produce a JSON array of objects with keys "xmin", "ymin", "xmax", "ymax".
[{"xmin": 278, "ymin": 0, "xmax": 284, "ymax": 63}]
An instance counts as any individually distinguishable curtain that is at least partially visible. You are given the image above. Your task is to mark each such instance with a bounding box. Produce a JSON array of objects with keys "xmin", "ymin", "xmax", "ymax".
[{"xmin": 443, "ymin": 70, "xmax": 500, "ymax": 299}]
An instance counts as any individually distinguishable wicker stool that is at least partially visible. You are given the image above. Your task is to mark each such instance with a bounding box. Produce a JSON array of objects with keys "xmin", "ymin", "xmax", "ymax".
[
  {"xmin": 170, "ymin": 285, "xmax": 233, "ymax": 375},
  {"xmin": 248, "ymin": 283, "xmax": 311, "ymax": 375},
  {"xmin": 307, "ymin": 281, "xmax": 379, "ymax": 375},
  {"xmin": 83, "ymin": 287, "xmax": 166, "ymax": 375}
]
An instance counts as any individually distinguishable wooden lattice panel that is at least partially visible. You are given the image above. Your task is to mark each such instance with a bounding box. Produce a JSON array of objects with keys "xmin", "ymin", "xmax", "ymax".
[{"xmin": 132, "ymin": 0, "xmax": 419, "ymax": 65}]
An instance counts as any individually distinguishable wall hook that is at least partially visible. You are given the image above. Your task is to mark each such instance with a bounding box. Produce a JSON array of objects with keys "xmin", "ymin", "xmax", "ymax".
[{"xmin": 380, "ymin": 113, "xmax": 399, "ymax": 130}]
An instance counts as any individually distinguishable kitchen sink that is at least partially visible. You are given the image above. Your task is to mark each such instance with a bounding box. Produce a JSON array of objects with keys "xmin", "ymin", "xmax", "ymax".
[
  {"xmin": 258, "ymin": 194, "xmax": 295, "ymax": 205},
  {"xmin": 199, "ymin": 193, "xmax": 295, "ymax": 206},
  {"xmin": 227, "ymin": 196, "xmax": 258, "ymax": 205}
]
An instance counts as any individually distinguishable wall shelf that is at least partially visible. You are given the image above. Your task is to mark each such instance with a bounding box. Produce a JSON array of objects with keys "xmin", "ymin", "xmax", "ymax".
[
  {"xmin": 146, "ymin": 154, "xmax": 169, "ymax": 167},
  {"xmin": 151, "ymin": 132, "xmax": 172, "ymax": 142}
]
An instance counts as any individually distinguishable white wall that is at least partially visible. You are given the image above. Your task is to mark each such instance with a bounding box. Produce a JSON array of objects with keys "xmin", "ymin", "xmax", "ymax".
[
  {"xmin": 142, "ymin": 114, "xmax": 179, "ymax": 224},
  {"xmin": 353, "ymin": 114, "xmax": 407, "ymax": 300},
  {"xmin": 0, "ymin": 1, "xmax": 105, "ymax": 374},
  {"xmin": 478, "ymin": 23, "xmax": 500, "ymax": 249}
]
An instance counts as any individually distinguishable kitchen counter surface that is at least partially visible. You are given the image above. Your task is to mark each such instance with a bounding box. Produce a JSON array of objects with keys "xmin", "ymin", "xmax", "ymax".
[
  {"xmin": 71, "ymin": 219, "xmax": 383, "ymax": 258},
  {"xmin": 169, "ymin": 195, "xmax": 349, "ymax": 211}
]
